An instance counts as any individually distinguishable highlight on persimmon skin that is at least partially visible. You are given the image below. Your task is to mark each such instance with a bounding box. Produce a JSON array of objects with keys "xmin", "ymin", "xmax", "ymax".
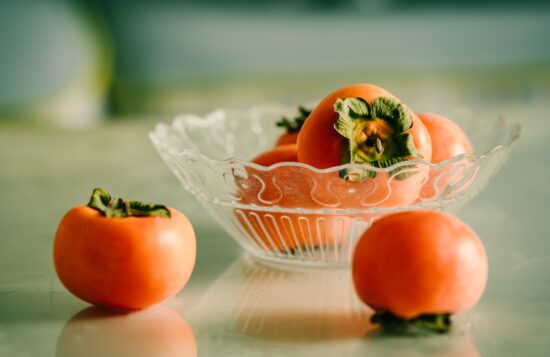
[
  {"xmin": 297, "ymin": 83, "xmax": 432, "ymax": 169},
  {"xmin": 352, "ymin": 210, "xmax": 487, "ymax": 333},
  {"xmin": 417, "ymin": 112, "xmax": 473, "ymax": 163}
]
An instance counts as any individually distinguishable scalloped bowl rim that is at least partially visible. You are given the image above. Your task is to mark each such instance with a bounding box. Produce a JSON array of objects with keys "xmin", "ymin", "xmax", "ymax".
[
  {"xmin": 149, "ymin": 105, "xmax": 521, "ymax": 214},
  {"xmin": 150, "ymin": 105, "xmax": 521, "ymax": 172}
]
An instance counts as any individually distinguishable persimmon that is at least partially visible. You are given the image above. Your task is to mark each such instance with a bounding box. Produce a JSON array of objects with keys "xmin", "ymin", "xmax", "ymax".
[
  {"xmin": 235, "ymin": 209, "xmax": 350, "ymax": 253},
  {"xmin": 54, "ymin": 189, "xmax": 196, "ymax": 310},
  {"xmin": 251, "ymin": 144, "xmax": 298, "ymax": 166},
  {"xmin": 235, "ymin": 146, "xmax": 349, "ymax": 252},
  {"xmin": 243, "ymin": 144, "xmax": 309, "ymax": 209},
  {"xmin": 297, "ymin": 83, "xmax": 432, "ymax": 168},
  {"xmin": 275, "ymin": 106, "xmax": 311, "ymax": 146},
  {"xmin": 417, "ymin": 113, "xmax": 472, "ymax": 163},
  {"xmin": 352, "ymin": 210, "xmax": 487, "ymax": 334},
  {"xmin": 417, "ymin": 113, "xmax": 474, "ymax": 200},
  {"xmin": 296, "ymin": 83, "xmax": 432, "ymax": 208}
]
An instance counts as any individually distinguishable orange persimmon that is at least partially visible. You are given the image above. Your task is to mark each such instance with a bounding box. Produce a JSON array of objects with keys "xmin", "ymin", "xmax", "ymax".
[
  {"xmin": 251, "ymin": 144, "xmax": 298, "ymax": 166},
  {"xmin": 417, "ymin": 113, "xmax": 472, "ymax": 163},
  {"xmin": 235, "ymin": 208, "xmax": 351, "ymax": 252},
  {"xmin": 54, "ymin": 189, "xmax": 196, "ymax": 310},
  {"xmin": 417, "ymin": 113, "xmax": 475, "ymax": 200},
  {"xmin": 235, "ymin": 146, "xmax": 350, "ymax": 252},
  {"xmin": 352, "ymin": 210, "xmax": 487, "ymax": 333},
  {"xmin": 276, "ymin": 132, "xmax": 300, "ymax": 147},
  {"xmin": 296, "ymin": 83, "xmax": 432, "ymax": 208},
  {"xmin": 297, "ymin": 83, "xmax": 432, "ymax": 168}
]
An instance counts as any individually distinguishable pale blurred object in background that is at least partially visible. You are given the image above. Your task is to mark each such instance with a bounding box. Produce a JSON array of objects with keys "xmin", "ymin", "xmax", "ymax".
[
  {"xmin": 0, "ymin": 0, "xmax": 549, "ymax": 125},
  {"xmin": 0, "ymin": 0, "xmax": 111, "ymax": 127}
]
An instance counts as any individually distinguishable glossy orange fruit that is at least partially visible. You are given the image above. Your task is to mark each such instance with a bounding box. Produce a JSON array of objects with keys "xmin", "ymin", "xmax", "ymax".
[
  {"xmin": 297, "ymin": 83, "xmax": 432, "ymax": 208},
  {"xmin": 54, "ymin": 189, "xmax": 196, "ymax": 310},
  {"xmin": 352, "ymin": 210, "xmax": 487, "ymax": 320},
  {"xmin": 236, "ymin": 146, "xmax": 349, "ymax": 252},
  {"xmin": 297, "ymin": 83, "xmax": 432, "ymax": 168},
  {"xmin": 417, "ymin": 113, "xmax": 472, "ymax": 163},
  {"xmin": 417, "ymin": 113, "xmax": 475, "ymax": 200},
  {"xmin": 251, "ymin": 144, "xmax": 298, "ymax": 166}
]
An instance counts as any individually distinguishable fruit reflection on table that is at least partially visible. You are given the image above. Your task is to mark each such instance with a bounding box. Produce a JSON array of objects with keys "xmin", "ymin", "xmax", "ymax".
[
  {"xmin": 56, "ymin": 305, "xmax": 197, "ymax": 357},
  {"xmin": 185, "ymin": 257, "xmax": 372, "ymax": 343},
  {"xmin": 183, "ymin": 256, "xmax": 480, "ymax": 356}
]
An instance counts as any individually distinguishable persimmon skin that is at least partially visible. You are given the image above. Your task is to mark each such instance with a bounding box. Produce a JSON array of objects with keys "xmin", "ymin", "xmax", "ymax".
[
  {"xmin": 236, "ymin": 145, "xmax": 350, "ymax": 252},
  {"xmin": 418, "ymin": 113, "xmax": 473, "ymax": 163},
  {"xmin": 296, "ymin": 84, "xmax": 432, "ymax": 208},
  {"xmin": 54, "ymin": 207, "xmax": 196, "ymax": 310},
  {"xmin": 417, "ymin": 113, "xmax": 474, "ymax": 200},
  {"xmin": 275, "ymin": 132, "xmax": 300, "ymax": 147},
  {"xmin": 252, "ymin": 144, "xmax": 298, "ymax": 166},
  {"xmin": 297, "ymin": 83, "xmax": 432, "ymax": 168},
  {"xmin": 352, "ymin": 211, "xmax": 487, "ymax": 319}
]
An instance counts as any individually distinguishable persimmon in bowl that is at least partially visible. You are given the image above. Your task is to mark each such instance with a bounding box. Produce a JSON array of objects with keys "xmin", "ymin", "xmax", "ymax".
[{"xmin": 150, "ymin": 105, "xmax": 519, "ymax": 267}]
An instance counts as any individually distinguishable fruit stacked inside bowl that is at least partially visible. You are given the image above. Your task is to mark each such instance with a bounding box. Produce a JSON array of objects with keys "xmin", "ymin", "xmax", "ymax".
[
  {"xmin": 147, "ymin": 82, "xmax": 519, "ymax": 334},
  {"xmin": 239, "ymin": 83, "xmax": 473, "ymax": 252},
  {"xmin": 255, "ymin": 83, "xmax": 472, "ymax": 181}
]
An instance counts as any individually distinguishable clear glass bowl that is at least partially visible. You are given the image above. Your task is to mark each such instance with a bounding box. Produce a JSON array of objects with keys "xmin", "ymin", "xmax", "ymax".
[{"xmin": 149, "ymin": 105, "xmax": 520, "ymax": 268}]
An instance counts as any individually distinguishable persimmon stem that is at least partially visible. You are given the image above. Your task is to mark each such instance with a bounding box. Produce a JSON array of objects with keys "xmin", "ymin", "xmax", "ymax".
[
  {"xmin": 371, "ymin": 311, "xmax": 451, "ymax": 335},
  {"xmin": 87, "ymin": 188, "xmax": 171, "ymax": 218},
  {"xmin": 333, "ymin": 97, "xmax": 424, "ymax": 181},
  {"xmin": 276, "ymin": 106, "xmax": 311, "ymax": 132},
  {"xmin": 366, "ymin": 136, "xmax": 384, "ymax": 154}
]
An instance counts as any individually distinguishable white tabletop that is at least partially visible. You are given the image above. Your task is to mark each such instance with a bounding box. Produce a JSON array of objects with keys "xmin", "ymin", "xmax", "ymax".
[{"xmin": 1, "ymin": 69, "xmax": 549, "ymax": 356}]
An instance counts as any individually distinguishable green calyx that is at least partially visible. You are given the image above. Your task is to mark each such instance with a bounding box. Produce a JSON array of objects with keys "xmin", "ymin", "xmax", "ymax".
[
  {"xmin": 333, "ymin": 97, "xmax": 422, "ymax": 179},
  {"xmin": 371, "ymin": 311, "xmax": 452, "ymax": 335},
  {"xmin": 87, "ymin": 188, "xmax": 171, "ymax": 218},
  {"xmin": 276, "ymin": 106, "xmax": 311, "ymax": 132}
]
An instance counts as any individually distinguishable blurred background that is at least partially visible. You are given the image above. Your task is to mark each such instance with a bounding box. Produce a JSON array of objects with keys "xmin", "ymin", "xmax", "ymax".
[{"xmin": 0, "ymin": 0, "xmax": 549, "ymax": 127}]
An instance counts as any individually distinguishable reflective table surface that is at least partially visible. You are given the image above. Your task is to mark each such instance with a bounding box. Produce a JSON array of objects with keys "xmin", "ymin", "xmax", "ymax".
[{"xmin": 1, "ymin": 69, "xmax": 550, "ymax": 356}]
